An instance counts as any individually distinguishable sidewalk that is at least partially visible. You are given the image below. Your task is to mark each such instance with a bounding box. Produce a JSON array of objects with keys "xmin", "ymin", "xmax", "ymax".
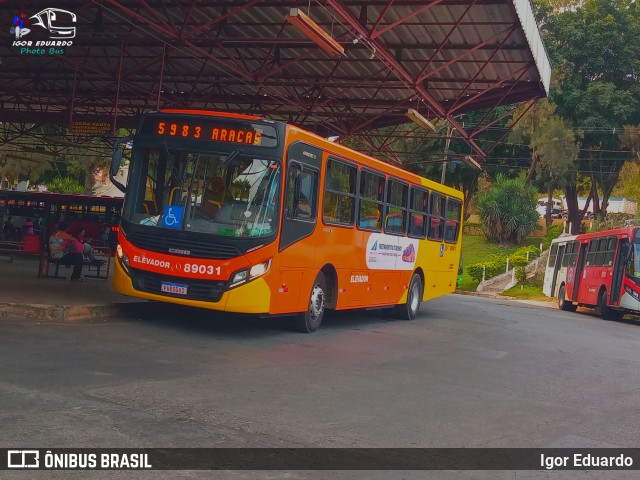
[{"xmin": 0, "ymin": 253, "xmax": 148, "ymax": 322}]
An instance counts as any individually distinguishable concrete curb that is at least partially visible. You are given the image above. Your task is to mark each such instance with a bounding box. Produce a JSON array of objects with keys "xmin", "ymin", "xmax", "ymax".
[
  {"xmin": 0, "ymin": 301, "xmax": 158, "ymax": 323},
  {"xmin": 454, "ymin": 290, "xmax": 515, "ymax": 300}
]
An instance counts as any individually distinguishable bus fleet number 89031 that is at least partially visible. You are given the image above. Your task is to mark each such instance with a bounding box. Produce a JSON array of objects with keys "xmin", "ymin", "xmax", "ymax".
[{"xmin": 184, "ymin": 264, "xmax": 221, "ymax": 275}]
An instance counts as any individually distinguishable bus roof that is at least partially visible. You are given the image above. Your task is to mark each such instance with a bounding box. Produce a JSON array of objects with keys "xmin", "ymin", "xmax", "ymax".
[
  {"xmin": 576, "ymin": 226, "xmax": 638, "ymax": 241},
  {"xmin": 550, "ymin": 234, "xmax": 578, "ymax": 244}
]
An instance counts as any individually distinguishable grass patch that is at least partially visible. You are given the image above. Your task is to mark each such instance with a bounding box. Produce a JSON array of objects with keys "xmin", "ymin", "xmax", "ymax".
[
  {"xmin": 459, "ymin": 235, "xmax": 542, "ymax": 291},
  {"xmin": 501, "ymin": 283, "xmax": 546, "ymax": 300}
]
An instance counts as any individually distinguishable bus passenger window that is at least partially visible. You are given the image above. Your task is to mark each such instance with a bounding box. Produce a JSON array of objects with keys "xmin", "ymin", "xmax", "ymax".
[
  {"xmin": 323, "ymin": 159, "xmax": 356, "ymax": 225},
  {"xmin": 586, "ymin": 240, "xmax": 597, "ymax": 266},
  {"xmin": 408, "ymin": 188, "xmax": 428, "ymax": 238},
  {"xmin": 358, "ymin": 170, "xmax": 385, "ymax": 230},
  {"xmin": 428, "ymin": 194, "xmax": 446, "ymax": 241},
  {"xmin": 445, "ymin": 199, "xmax": 462, "ymax": 243},
  {"xmin": 605, "ymin": 237, "xmax": 617, "ymax": 266},
  {"xmin": 384, "ymin": 180, "xmax": 408, "ymax": 235}
]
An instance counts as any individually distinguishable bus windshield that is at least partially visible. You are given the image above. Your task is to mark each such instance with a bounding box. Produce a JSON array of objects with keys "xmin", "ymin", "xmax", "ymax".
[{"xmin": 123, "ymin": 147, "xmax": 280, "ymax": 238}]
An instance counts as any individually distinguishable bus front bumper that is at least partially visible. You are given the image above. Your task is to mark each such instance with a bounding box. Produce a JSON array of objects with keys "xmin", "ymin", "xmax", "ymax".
[
  {"xmin": 113, "ymin": 258, "xmax": 271, "ymax": 314},
  {"xmin": 619, "ymin": 292, "xmax": 640, "ymax": 311}
]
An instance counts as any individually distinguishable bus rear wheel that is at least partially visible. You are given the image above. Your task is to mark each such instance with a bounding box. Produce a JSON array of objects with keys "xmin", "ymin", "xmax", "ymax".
[
  {"xmin": 293, "ymin": 272, "xmax": 326, "ymax": 333},
  {"xmin": 558, "ymin": 285, "xmax": 577, "ymax": 312},
  {"xmin": 597, "ymin": 288, "xmax": 624, "ymax": 320},
  {"xmin": 394, "ymin": 273, "xmax": 423, "ymax": 320}
]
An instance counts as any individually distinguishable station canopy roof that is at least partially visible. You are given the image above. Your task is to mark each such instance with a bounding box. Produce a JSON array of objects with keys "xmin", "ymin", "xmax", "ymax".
[{"xmin": 1, "ymin": 0, "xmax": 550, "ymax": 159}]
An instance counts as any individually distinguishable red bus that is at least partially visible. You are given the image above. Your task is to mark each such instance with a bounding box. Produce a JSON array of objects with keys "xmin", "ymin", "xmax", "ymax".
[
  {"xmin": 0, "ymin": 190, "xmax": 122, "ymax": 245},
  {"xmin": 545, "ymin": 227, "xmax": 640, "ymax": 319},
  {"xmin": 109, "ymin": 109, "xmax": 464, "ymax": 332}
]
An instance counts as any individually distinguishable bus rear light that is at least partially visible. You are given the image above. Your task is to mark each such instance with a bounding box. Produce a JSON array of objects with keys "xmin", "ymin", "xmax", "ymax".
[{"xmin": 625, "ymin": 285, "xmax": 640, "ymax": 300}]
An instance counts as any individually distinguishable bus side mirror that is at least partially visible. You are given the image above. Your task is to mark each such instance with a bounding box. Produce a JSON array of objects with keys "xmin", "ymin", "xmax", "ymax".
[
  {"xmin": 110, "ymin": 136, "xmax": 133, "ymax": 193},
  {"xmin": 111, "ymin": 146, "xmax": 123, "ymax": 178}
]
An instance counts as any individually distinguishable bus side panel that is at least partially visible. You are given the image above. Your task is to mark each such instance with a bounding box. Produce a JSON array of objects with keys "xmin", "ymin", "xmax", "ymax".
[
  {"xmin": 272, "ymin": 269, "xmax": 303, "ymax": 314},
  {"xmin": 271, "ymin": 240, "xmax": 317, "ymax": 315}
]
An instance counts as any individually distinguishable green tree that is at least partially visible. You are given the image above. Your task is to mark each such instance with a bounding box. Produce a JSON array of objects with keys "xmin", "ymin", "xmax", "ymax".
[
  {"xmin": 538, "ymin": 0, "xmax": 640, "ymax": 230},
  {"xmin": 612, "ymin": 161, "xmax": 640, "ymax": 201},
  {"xmin": 47, "ymin": 176, "xmax": 84, "ymax": 194},
  {"xmin": 620, "ymin": 125, "xmax": 640, "ymax": 161},
  {"xmin": 476, "ymin": 173, "xmax": 539, "ymax": 245},
  {"xmin": 535, "ymin": 116, "xmax": 582, "ymax": 226},
  {"xmin": 509, "ymin": 99, "xmax": 557, "ymax": 185}
]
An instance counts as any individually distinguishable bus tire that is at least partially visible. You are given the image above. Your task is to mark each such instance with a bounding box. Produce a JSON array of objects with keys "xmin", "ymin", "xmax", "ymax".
[
  {"xmin": 558, "ymin": 284, "xmax": 577, "ymax": 312},
  {"xmin": 597, "ymin": 287, "xmax": 623, "ymax": 320},
  {"xmin": 394, "ymin": 273, "xmax": 423, "ymax": 320},
  {"xmin": 293, "ymin": 272, "xmax": 326, "ymax": 333}
]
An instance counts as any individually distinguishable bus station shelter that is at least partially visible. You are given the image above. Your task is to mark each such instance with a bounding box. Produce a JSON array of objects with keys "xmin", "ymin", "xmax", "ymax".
[{"xmin": 0, "ymin": 0, "xmax": 550, "ymax": 167}]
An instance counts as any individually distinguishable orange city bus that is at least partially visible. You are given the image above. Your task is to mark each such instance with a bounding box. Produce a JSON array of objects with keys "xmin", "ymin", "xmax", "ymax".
[{"xmin": 110, "ymin": 109, "xmax": 463, "ymax": 332}]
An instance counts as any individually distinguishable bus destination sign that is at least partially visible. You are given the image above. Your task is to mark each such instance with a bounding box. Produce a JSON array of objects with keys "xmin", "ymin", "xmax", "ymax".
[{"xmin": 148, "ymin": 119, "xmax": 278, "ymax": 148}]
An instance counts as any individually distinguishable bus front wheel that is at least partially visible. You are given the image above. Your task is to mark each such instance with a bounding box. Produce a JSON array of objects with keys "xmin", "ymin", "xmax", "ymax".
[
  {"xmin": 293, "ymin": 272, "xmax": 326, "ymax": 333},
  {"xmin": 597, "ymin": 288, "xmax": 623, "ymax": 320},
  {"xmin": 394, "ymin": 273, "xmax": 423, "ymax": 320},
  {"xmin": 558, "ymin": 284, "xmax": 577, "ymax": 312}
]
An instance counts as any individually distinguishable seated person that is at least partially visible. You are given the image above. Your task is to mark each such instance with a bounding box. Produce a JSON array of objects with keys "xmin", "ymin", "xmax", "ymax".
[
  {"xmin": 202, "ymin": 177, "xmax": 225, "ymax": 218},
  {"xmin": 49, "ymin": 222, "xmax": 86, "ymax": 282},
  {"xmin": 75, "ymin": 229, "xmax": 104, "ymax": 266}
]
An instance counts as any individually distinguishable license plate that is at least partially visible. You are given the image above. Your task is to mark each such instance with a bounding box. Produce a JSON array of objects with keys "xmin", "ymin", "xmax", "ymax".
[{"xmin": 161, "ymin": 282, "xmax": 188, "ymax": 295}]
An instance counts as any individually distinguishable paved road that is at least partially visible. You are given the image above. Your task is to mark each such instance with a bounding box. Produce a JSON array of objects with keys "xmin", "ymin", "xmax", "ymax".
[{"xmin": 2, "ymin": 294, "xmax": 640, "ymax": 479}]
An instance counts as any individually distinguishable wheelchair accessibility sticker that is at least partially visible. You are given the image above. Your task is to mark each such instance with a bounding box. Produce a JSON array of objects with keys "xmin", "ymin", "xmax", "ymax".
[{"xmin": 162, "ymin": 206, "xmax": 183, "ymax": 229}]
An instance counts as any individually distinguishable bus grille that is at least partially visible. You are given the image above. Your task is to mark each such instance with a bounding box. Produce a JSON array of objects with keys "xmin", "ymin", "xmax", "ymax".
[
  {"xmin": 130, "ymin": 268, "xmax": 226, "ymax": 302},
  {"xmin": 127, "ymin": 229, "xmax": 240, "ymax": 259}
]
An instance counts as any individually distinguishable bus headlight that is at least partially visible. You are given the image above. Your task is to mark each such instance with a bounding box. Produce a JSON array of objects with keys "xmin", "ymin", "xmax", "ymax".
[
  {"xmin": 625, "ymin": 285, "xmax": 640, "ymax": 300},
  {"xmin": 228, "ymin": 259, "xmax": 272, "ymax": 289},
  {"xmin": 116, "ymin": 244, "xmax": 130, "ymax": 273}
]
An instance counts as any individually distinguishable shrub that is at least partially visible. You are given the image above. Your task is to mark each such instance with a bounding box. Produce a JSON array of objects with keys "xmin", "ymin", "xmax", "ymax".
[
  {"xmin": 468, "ymin": 264, "xmax": 485, "ymax": 283},
  {"xmin": 515, "ymin": 266, "xmax": 527, "ymax": 284},
  {"xmin": 542, "ymin": 224, "xmax": 563, "ymax": 250},
  {"xmin": 476, "ymin": 173, "xmax": 539, "ymax": 245},
  {"xmin": 509, "ymin": 254, "xmax": 529, "ymax": 269},
  {"xmin": 466, "ymin": 244, "xmax": 541, "ymax": 284}
]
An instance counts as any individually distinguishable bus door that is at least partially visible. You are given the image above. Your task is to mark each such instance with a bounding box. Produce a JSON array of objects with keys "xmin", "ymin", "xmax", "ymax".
[
  {"xmin": 274, "ymin": 142, "xmax": 321, "ymax": 314},
  {"xmin": 571, "ymin": 242, "xmax": 588, "ymax": 301},
  {"xmin": 611, "ymin": 238, "xmax": 630, "ymax": 304},
  {"xmin": 550, "ymin": 244, "xmax": 566, "ymax": 298}
]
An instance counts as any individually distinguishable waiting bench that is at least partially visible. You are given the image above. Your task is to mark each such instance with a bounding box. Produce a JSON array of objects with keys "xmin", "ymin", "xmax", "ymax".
[
  {"xmin": 43, "ymin": 244, "xmax": 111, "ymax": 280},
  {"xmin": 0, "ymin": 241, "xmax": 25, "ymax": 263}
]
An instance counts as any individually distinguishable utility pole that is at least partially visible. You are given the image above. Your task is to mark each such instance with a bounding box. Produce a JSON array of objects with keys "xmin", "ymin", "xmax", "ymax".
[{"xmin": 441, "ymin": 124, "xmax": 452, "ymax": 184}]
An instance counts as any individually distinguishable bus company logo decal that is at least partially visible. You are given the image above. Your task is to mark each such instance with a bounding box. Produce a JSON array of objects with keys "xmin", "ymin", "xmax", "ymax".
[
  {"xmin": 10, "ymin": 7, "xmax": 76, "ymax": 55},
  {"xmin": 133, "ymin": 255, "xmax": 171, "ymax": 269},
  {"xmin": 366, "ymin": 233, "xmax": 418, "ymax": 270},
  {"xmin": 350, "ymin": 274, "xmax": 368, "ymax": 283},
  {"xmin": 169, "ymin": 248, "xmax": 191, "ymax": 256}
]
